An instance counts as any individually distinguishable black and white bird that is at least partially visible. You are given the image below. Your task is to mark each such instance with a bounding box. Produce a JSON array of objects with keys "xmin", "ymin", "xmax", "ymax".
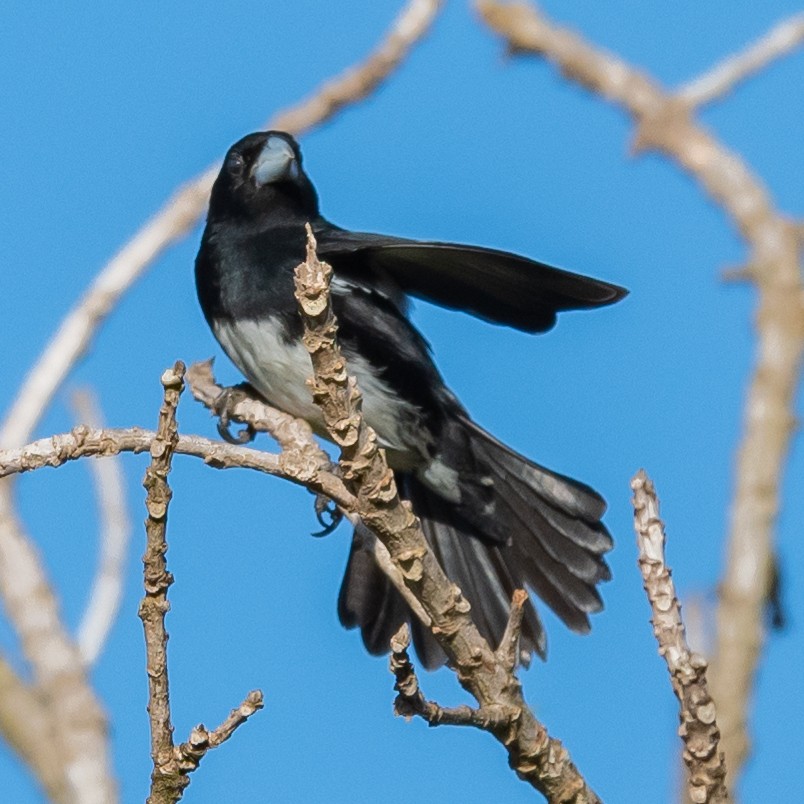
[{"xmin": 195, "ymin": 131, "xmax": 626, "ymax": 668}]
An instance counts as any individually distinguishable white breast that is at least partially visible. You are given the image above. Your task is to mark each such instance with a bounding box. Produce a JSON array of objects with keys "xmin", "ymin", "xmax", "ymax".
[{"xmin": 212, "ymin": 317, "xmax": 424, "ymax": 455}]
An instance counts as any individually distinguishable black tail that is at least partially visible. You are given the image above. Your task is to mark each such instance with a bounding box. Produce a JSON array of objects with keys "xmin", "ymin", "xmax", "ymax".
[{"xmin": 337, "ymin": 417, "xmax": 612, "ymax": 669}]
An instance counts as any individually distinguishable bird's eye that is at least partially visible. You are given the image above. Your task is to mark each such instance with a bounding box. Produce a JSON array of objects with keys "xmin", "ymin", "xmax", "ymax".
[{"xmin": 226, "ymin": 152, "xmax": 246, "ymax": 174}]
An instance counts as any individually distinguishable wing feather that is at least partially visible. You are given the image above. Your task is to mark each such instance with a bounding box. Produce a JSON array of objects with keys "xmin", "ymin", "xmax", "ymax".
[{"xmin": 314, "ymin": 224, "xmax": 627, "ymax": 333}]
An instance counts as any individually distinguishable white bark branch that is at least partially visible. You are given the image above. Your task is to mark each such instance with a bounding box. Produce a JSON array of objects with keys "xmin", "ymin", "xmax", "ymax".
[
  {"xmin": 678, "ymin": 13, "xmax": 804, "ymax": 107},
  {"xmin": 71, "ymin": 390, "xmax": 132, "ymax": 667}
]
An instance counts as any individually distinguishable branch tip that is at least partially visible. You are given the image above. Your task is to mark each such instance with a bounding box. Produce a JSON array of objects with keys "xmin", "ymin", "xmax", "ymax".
[
  {"xmin": 390, "ymin": 623, "xmax": 412, "ymax": 654},
  {"xmin": 496, "ymin": 589, "xmax": 528, "ymax": 670},
  {"xmin": 632, "ymin": 471, "xmax": 729, "ymax": 803}
]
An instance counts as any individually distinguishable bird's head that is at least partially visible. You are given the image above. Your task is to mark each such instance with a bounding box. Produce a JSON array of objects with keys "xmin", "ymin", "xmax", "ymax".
[{"xmin": 208, "ymin": 131, "xmax": 319, "ymax": 222}]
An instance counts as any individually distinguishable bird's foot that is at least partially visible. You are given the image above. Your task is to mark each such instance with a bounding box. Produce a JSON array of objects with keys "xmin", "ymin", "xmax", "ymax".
[
  {"xmin": 212, "ymin": 384, "xmax": 258, "ymax": 445},
  {"xmin": 311, "ymin": 493, "xmax": 343, "ymax": 537}
]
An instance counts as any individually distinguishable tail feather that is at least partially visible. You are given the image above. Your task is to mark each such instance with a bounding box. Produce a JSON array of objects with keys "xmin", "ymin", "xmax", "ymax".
[
  {"xmin": 337, "ymin": 526, "xmax": 406, "ymax": 656},
  {"xmin": 527, "ymin": 494, "xmax": 613, "ymax": 556},
  {"xmin": 482, "ymin": 450, "xmax": 610, "ymax": 584},
  {"xmin": 464, "ymin": 419, "xmax": 607, "ymax": 523},
  {"xmin": 405, "ymin": 486, "xmax": 505, "ymax": 656},
  {"xmin": 411, "ymin": 483, "xmax": 546, "ymax": 659},
  {"xmin": 491, "ymin": 482, "xmax": 604, "ymax": 613},
  {"xmin": 481, "ymin": 440, "xmax": 612, "ymax": 556},
  {"xmin": 337, "ymin": 416, "xmax": 612, "ymax": 668},
  {"xmin": 414, "ymin": 490, "xmax": 543, "ymax": 651}
]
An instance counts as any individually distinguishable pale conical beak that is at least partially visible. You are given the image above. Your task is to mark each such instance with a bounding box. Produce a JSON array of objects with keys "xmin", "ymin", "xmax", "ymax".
[{"xmin": 252, "ymin": 137, "xmax": 299, "ymax": 186}]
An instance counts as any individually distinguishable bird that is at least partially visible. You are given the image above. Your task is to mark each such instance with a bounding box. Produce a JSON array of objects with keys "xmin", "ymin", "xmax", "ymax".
[{"xmin": 195, "ymin": 131, "xmax": 626, "ymax": 668}]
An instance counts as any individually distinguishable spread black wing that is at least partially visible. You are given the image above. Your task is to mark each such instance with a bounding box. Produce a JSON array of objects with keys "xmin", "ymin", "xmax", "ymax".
[{"xmin": 314, "ymin": 224, "xmax": 627, "ymax": 333}]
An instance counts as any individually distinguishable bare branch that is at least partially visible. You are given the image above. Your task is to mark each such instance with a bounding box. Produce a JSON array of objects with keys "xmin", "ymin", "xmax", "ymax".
[
  {"xmin": 0, "ymin": 285, "xmax": 598, "ymax": 798},
  {"xmin": 678, "ymin": 13, "xmax": 804, "ymax": 107},
  {"xmin": 0, "ymin": 492, "xmax": 117, "ymax": 804},
  {"xmin": 70, "ymin": 389, "xmax": 132, "ymax": 667},
  {"xmin": 631, "ymin": 471, "xmax": 729, "ymax": 804},
  {"xmin": 294, "ymin": 228, "xmax": 600, "ymax": 803},
  {"xmin": 477, "ymin": 2, "xmax": 803, "ymax": 787}
]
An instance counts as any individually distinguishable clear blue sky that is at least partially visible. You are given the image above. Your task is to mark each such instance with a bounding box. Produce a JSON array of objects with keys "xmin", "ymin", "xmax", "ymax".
[{"xmin": 1, "ymin": 2, "xmax": 802, "ymax": 801}]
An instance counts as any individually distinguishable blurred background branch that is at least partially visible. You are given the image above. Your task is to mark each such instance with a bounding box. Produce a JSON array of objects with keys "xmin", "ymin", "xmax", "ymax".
[{"xmin": 70, "ymin": 390, "xmax": 132, "ymax": 667}]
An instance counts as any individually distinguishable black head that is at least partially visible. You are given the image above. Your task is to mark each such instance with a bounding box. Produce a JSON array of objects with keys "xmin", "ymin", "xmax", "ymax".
[{"xmin": 208, "ymin": 131, "xmax": 319, "ymax": 223}]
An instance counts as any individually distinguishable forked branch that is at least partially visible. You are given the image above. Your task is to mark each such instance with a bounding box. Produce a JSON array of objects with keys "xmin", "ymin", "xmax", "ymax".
[{"xmin": 139, "ymin": 363, "xmax": 262, "ymax": 804}]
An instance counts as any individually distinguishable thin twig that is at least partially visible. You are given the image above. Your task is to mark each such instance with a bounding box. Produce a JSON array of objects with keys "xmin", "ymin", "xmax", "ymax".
[
  {"xmin": 495, "ymin": 588, "xmax": 529, "ymax": 672},
  {"xmin": 477, "ymin": 2, "xmax": 803, "ymax": 788},
  {"xmin": 294, "ymin": 228, "xmax": 600, "ymax": 803},
  {"xmin": 173, "ymin": 691, "xmax": 264, "ymax": 775},
  {"xmin": 366, "ymin": 526, "xmax": 432, "ymax": 627},
  {"xmin": 631, "ymin": 471, "xmax": 728, "ymax": 804},
  {"xmin": 678, "ymin": 13, "xmax": 804, "ymax": 107},
  {"xmin": 390, "ymin": 625, "xmax": 516, "ymax": 730},
  {"xmin": 0, "ymin": 426, "xmax": 354, "ymax": 513},
  {"xmin": 71, "ymin": 389, "xmax": 132, "ymax": 666}
]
